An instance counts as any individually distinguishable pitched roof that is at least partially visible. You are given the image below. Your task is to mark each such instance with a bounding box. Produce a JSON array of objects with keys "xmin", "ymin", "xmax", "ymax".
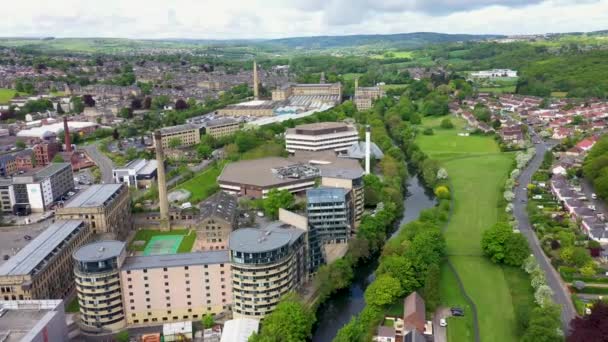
[{"xmin": 403, "ymin": 291, "xmax": 426, "ymax": 333}]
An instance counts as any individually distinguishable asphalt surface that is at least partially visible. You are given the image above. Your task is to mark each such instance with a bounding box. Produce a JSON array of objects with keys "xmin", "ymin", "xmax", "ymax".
[
  {"xmin": 83, "ymin": 144, "xmax": 115, "ymax": 184},
  {"xmin": 512, "ymin": 130, "xmax": 576, "ymax": 331},
  {"xmin": 433, "ymin": 307, "xmax": 450, "ymax": 342}
]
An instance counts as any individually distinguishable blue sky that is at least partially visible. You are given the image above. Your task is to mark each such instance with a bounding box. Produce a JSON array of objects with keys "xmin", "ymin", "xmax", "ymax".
[{"xmin": 2, "ymin": 0, "xmax": 607, "ymax": 39}]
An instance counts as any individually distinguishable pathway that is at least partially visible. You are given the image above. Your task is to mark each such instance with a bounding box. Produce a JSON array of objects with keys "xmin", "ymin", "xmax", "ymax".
[
  {"xmin": 512, "ymin": 130, "xmax": 577, "ymax": 331},
  {"xmin": 83, "ymin": 143, "xmax": 115, "ymax": 184}
]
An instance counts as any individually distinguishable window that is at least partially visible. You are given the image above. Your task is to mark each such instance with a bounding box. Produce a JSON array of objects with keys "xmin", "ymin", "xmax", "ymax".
[
  {"xmin": 186, "ymin": 288, "xmax": 190, "ymax": 292},
  {"xmin": 187, "ymin": 301, "xmax": 191, "ymax": 305},
  {"xmin": 143, "ymin": 269, "xmax": 147, "ymax": 273},
  {"xmin": 163, "ymin": 267, "xmax": 168, "ymax": 271},
  {"xmin": 187, "ymin": 294, "xmax": 191, "ymax": 299},
  {"xmin": 165, "ymin": 282, "xmax": 169, "ymax": 286},
  {"xmin": 184, "ymin": 266, "xmax": 189, "ymax": 270},
  {"xmin": 144, "ymin": 276, "xmax": 148, "ymax": 281},
  {"xmin": 165, "ymin": 289, "xmax": 170, "ymax": 293}
]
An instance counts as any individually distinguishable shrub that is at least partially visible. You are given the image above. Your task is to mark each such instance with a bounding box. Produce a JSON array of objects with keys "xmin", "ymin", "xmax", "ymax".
[{"xmin": 423, "ymin": 128, "xmax": 434, "ymax": 135}]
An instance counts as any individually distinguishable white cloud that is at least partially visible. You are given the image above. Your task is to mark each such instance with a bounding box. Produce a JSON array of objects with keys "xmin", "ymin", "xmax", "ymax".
[{"xmin": 0, "ymin": 0, "xmax": 606, "ymax": 39}]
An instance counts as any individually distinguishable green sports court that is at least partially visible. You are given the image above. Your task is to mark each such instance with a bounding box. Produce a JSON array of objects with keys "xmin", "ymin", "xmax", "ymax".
[{"xmin": 143, "ymin": 235, "xmax": 184, "ymax": 256}]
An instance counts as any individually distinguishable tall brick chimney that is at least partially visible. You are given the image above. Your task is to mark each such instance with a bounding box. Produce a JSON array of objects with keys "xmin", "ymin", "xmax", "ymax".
[
  {"xmin": 253, "ymin": 61, "xmax": 259, "ymax": 100},
  {"xmin": 154, "ymin": 130, "xmax": 170, "ymax": 230},
  {"xmin": 63, "ymin": 117, "xmax": 72, "ymax": 152}
]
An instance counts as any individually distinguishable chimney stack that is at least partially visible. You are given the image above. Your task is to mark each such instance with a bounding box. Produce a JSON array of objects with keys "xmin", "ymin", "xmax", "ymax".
[
  {"xmin": 365, "ymin": 125, "xmax": 371, "ymax": 175},
  {"xmin": 154, "ymin": 130, "xmax": 170, "ymax": 230},
  {"xmin": 253, "ymin": 61, "xmax": 259, "ymax": 100},
  {"xmin": 63, "ymin": 116, "xmax": 72, "ymax": 153}
]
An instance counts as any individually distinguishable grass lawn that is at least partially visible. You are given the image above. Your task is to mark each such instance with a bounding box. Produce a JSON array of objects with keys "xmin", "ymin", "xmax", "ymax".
[
  {"xmin": 439, "ymin": 262, "xmax": 474, "ymax": 342},
  {"xmin": 371, "ymin": 51, "xmax": 414, "ymax": 59},
  {"xmin": 478, "ymin": 86, "xmax": 516, "ymax": 94},
  {"xmin": 65, "ymin": 297, "xmax": 80, "ymax": 313},
  {"xmin": 0, "ymin": 88, "xmax": 17, "ymax": 104},
  {"xmin": 342, "ymin": 73, "xmax": 363, "ymax": 81},
  {"xmin": 417, "ymin": 116, "xmax": 532, "ymax": 342},
  {"xmin": 175, "ymin": 162, "xmax": 224, "ymax": 203},
  {"xmin": 129, "ymin": 229, "xmax": 196, "ymax": 253}
]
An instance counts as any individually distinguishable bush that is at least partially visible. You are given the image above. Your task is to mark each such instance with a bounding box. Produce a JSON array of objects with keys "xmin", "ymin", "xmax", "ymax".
[
  {"xmin": 440, "ymin": 118, "xmax": 454, "ymax": 129},
  {"xmin": 423, "ymin": 128, "xmax": 434, "ymax": 135}
]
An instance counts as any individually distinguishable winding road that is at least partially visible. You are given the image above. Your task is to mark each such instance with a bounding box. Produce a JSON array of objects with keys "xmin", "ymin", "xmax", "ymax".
[
  {"xmin": 512, "ymin": 130, "xmax": 576, "ymax": 331},
  {"xmin": 83, "ymin": 143, "xmax": 115, "ymax": 184}
]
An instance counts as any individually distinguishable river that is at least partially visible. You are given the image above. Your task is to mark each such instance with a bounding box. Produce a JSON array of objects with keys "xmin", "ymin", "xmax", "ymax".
[{"xmin": 311, "ymin": 172, "xmax": 436, "ymax": 342}]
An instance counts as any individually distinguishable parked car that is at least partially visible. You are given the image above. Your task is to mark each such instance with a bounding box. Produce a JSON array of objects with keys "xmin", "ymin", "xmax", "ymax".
[
  {"xmin": 451, "ymin": 307, "xmax": 465, "ymax": 316},
  {"xmin": 440, "ymin": 318, "xmax": 448, "ymax": 327},
  {"xmin": 592, "ymin": 193, "xmax": 598, "ymax": 200}
]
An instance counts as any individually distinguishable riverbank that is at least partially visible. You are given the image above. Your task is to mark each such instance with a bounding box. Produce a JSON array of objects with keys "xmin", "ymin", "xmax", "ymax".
[{"xmin": 417, "ymin": 116, "xmax": 535, "ymax": 342}]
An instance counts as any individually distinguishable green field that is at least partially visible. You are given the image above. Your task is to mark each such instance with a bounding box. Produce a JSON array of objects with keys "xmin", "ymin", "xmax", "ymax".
[
  {"xmin": 342, "ymin": 73, "xmax": 363, "ymax": 80},
  {"xmin": 175, "ymin": 162, "xmax": 224, "ymax": 203},
  {"xmin": 129, "ymin": 229, "xmax": 196, "ymax": 253},
  {"xmin": 370, "ymin": 51, "xmax": 414, "ymax": 59},
  {"xmin": 440, "ymin": 263, "xmax": 475, "ymax": 341},
  {"xmin": 0, "ymin": 88, "xmax": 17, "ymax": 104},
  {"xmin": 418, "ymin": 116, "xmax": 532, "ymax": 342}
]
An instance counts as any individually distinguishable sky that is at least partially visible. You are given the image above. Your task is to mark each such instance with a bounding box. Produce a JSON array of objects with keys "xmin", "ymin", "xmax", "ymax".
[{"xmin": 2, "ymin": 0, "xmax": 608, "ymax": 39}]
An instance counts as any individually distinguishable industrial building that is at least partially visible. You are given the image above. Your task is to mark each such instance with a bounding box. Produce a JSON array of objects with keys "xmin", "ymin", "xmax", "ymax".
[
  {"xmin": 155, "ymin": 124, "xmax": 202, "ymax": 149},
  {"xmin": 272, "ymin": 83, "xmax": 342, "ymax": 101},
  {"xmin": 16, "ymin": 121, "xmax": 98, "ymax": 140},
  {"xmin": 56, "ymin": 183, "xmax": 132, "ymax": 239},
  {"xmin": 217, "ymin": 151, "xmax": 363, "ymax": 199},
  {"xmin": 0, "ymin": 220, "xmax": 91, "ymax": 300},
  {"xmin": 0, "ymin": 154, "xmax": 16, "ymax": 177},
  {"xmin": 0, "ymin": 300, "xmax": 68, "ymax": 342},
  {"xmin": 73, "ymin": 240, "xmax": 127, "ymax": 334},
  {"xmin": 202, "ymin": 118, "xmax": 241, "ymax": 139},
  {"xmin": 196, "ymin": 192, "xmax": 238, "ymax": 251},
  {"xmin": 306, "ymin": 187, "xmax": 353, "ymax": 270},
  {"xmin": 120, "ymin": 251, "xmax": 232, "ymax": 326},
  {"xmin": 285, "ymin": 122, "xmax": 359, "ymax": 153},
  {"xmin": 354, "ymin": 83, "xmax": 385, "ymax": 110},
  {"xmin": 32, "ymin": 142, "xmax": 60, "ymax": 167},
  {"xmin": 112, "ymin": 159, "xmax": 158, "ymax": 188},
  {"xmin": 229, "ymin": 210, "xmax": 308, "ymax": 319},
  {"xmin": 10, "ymin": 162, "xmax": 74, "ymax": 213},
  {"xmin": 217, "ymin": 100, "xmax": 279, "ymax": 118}
]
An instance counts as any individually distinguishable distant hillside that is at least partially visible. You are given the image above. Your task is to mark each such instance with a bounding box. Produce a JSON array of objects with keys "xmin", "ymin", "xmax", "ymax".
[{"xmin": 266, "ymin": 32, "xmax": 505, "ymax": 49}]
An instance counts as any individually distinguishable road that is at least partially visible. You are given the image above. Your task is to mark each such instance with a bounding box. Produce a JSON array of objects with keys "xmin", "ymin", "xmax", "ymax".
[
  {"xmin": 433, "ymin": 307, "xmax": 449, "ymax": 342},
  {"xmin": 512, "ymin": 130, "xmax": 577, "ymax": 331},
  {"xmin": 83, "ymin": 144, "xmax": 115, "ymax": 184}
]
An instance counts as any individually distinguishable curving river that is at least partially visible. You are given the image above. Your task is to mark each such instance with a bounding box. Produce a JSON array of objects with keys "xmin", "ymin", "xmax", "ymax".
[{"xmin": 311, "ymin": 172, "xmax": 436, "ymax": 342}]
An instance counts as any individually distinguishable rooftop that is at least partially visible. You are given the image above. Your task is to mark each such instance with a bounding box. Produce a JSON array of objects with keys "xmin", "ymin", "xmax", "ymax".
[
  {"xmin": 205, "ymin": 117, "xmax": 239, "ymax": 127},
  {"xmin": 13, "ymin": 163, "xmax": 70, "ymax": 182},
  {"xmin": 342, "ymin": 141, "xmax": 384, "ymax": 160},
  {"xmin": 159, "ymin": 124, "xmax": 201, "ymax": 135},
  {"xmin": 220, "ymin": 318, "xmax": 260, "ymax": 342},
  {"xmin": 307, "ymin": 187, "xmax": 347, "ymax": 204},
  {"xmin": 229, "ymin": 222, "xmax": 305, "ymax": 254},
  {"xmin": 63, "ymin": 183, "xmax": 124, "ymax": 208},
  {"xmin": 73, "ymin": 240, "xmax": 125, "ymax": 263},
  {"xmin": 122, "ymin": 250, "xmax": 229, "ymax": 271},
  {"xmin": 200, "ymin": 192, "xmax": 238, "ymax": 223},
  {"xmin": 0, "ymin": 220, "xmax": 85, "ymax": 277},
  {"xmin": 0, "ymin": 300, "xmax": 64, "ymax": 342}
]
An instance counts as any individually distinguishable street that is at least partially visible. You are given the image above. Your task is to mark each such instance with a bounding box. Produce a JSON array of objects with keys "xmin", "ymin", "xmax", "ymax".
[
  {"xmin": 433, "ymin": 307, "xmax": 449, "ymax": 342},
  {"xmin": 83, "ymin": 144, "xmax": 115, "ymax": 184},
  {"xmin": 512, "ymin": 130, "xmax": 577, "ymax": 331}
]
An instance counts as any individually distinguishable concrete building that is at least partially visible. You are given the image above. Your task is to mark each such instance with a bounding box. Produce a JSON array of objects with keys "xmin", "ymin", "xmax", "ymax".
[
  {"xmin": 120, "ymin": 251, "xmax": 232, "ymax": 326},
  {"xmin": 354, "ymin": 84, "xmax": 385, "ymax": 111},
  {"xmin": 0, "ymin": 179, "xmax": 13, "ymax": 214},
  {"xmin": 229, "ymin": 214, "xmax": 308, "ymax": 319},
  {"xmin": 73, "ymin": 240, "xmax": 127, "ymax": 334},
  {"xmin": 57, "ymin": 183, "xmax": 132, "ymax": 239},
  {"xmin": 203, "ymin": 118, "xmax": 240, "ymax": 139},
  {"xmin": 196, "ymin": 192, "xmax": 238, "ymax": 251},
  {"xmin": 306, "ymin": 187, "xmax": 352, "ymax": 270},
  {"xmin": 285, "ymin": 122, "xmax": 359, "ymax": 153},
  {"xmin": 321, "ymin": 168, "xmax": 365, "ymax": 225},
  {"xmin": 0, "ymin": 300, "xmax": 68, "ymax": 342},
  {"xmin": 32, "ymin": 142, "xmax": 60, "ymax": 167},
  {"xmin": 112, "ymin": 159, "xmax": 158, "ymax": 188},
  {"xmin": 11, "ymin": 163, "xmax": 74, "ymax": 213},
  {"xmin": 0, "ymin": 220, "xmax": 91, "ymax": 300},
  {"xmin": 0, "ymin": 154, "xmax": 16, "ymax": 177},
  {"xmin": 155, "ymin": 124, "xmax": 201, "ymax": 149}
]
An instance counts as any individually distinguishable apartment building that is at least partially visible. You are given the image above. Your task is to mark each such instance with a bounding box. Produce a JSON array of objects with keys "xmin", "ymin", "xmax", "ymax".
[
  {"xmin": 285, "ymin": 122, "xmax": 359, "ymax": 153},
  {"xmin": 73, "ymin": 240, "xmax": 127, "ymax": 334},
  {"xmin": 155, "ymin": 124, "xmax": 201, "ymax": 149},
  {"xmin": 306, "ymin": 187, "xmax": 352, "ymax": 270},
  {"xmin": 57, "ymin": 183, "xmax": 132, "ymax": 239},
  {"xmin": 11, "ymin": 163, "xmax": 74, "ymax": 213},
  {"xmin": 321, "ymin": 167, "xmax": 365, "ymax": 225},
  {"xmin": 203, "ymin": 118, "xmax": 240, "ymax": 139},
  {"xmin": 229, "ymin": 216, "xmax": 308, "ymax": 319},
  {"xmin": 196, "ymin": 192, "xmax": 238, "ymax": 251},
  {"xmin": 120, "ymin": 251, "xmax": 232, "ymax": 326},
  {"xmin": 0, "ymin": 179, "xmax": 13, "ymax": 214},
  {"xmin": 0, "ymin": 220, "xmax": 91, "ymax": 300}
]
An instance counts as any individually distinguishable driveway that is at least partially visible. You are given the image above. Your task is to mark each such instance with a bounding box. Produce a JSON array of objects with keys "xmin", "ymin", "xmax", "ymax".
[
  {"xmin": 83, "ymin": 143, "xmax": 115, "ymax": 184},
  {"xmin": 512, "ymin": 128, "xmax": 577, "ymax": 331},
  {"xmin": 433, "ymin": 307, "xmax": 450, "ymax": 342}
]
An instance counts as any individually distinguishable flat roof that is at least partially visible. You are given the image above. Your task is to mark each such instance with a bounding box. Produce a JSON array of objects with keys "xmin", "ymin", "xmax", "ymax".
[
  {"xmin": 229, "ymin": 222, "xmax": 305, "ymax": 253},
  {"xmin": 159, "ymin": 124, "xmax": 200, "ymax": 135},
  {"xmin": 205, "ymin": 117, "xmax": 238, "ymax": 127},
  {"xmin": 307, "ymin": 187, "xmax": 347, "ymax": 203},
  {"xmin": 121, "ymin": 250, "xmax": 229, "ymax": 271},
  {"xmin": 0, "ymin": 300, "xmax": 63, "ymax": 342},
  {"xmin": 73, "ymin": 240, "xmax": 125, "ymax": 262},
  {"xmin": 63, "ymin": 183, "xmax": 123, "ymax": 208},
  {"xmin": 31, "ymin": 163, "xmax": 70, "ymax": 179},
  {"xmin": 0, "ymin": 220, "xmax": 84, "ymax": 276},
  {"xmin": 220, "ymin": 319, "xmax": 260, "ymax": 342}
]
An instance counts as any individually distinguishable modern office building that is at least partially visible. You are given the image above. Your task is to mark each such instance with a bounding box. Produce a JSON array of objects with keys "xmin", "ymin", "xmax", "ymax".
[
  {"xmin": 120, "ymin": 251, "xmax": 232, "ymax": 326},
  {"xmin": 112, "ymin": 159, "xmax": 158, "ymax": 189},
  {"xmin": 0, "ymin": 300, "xmax": 68, "ymax": 342},
  {"xmin": 229, "ymin": 213, "xmax": 308, "ymax": 319},
  {"xmin": 0, "ymin": 220, "xmax": 91, "ymax": 300},
  {"xmin": 196, "ymin": 192, "xmax": 238, "ymax": 251},
  {"xmin": 203, "ymin": 118, "xmax": 241, "ymax": 139},
  {"xmin": 155, "ymin": 124, "xmax": 201, "ymax": 149},
  {"xmin": 73, "ymin": 240, "xmax": 127, "ymax": 334},
  {"xmin": 306, "ymin": 187, "xmax": 352, "ymax": 270},
  {"xmin": 11, "ymin": 162, "xmax": 74, "ymax": 213},
  {"xmin": 321, "ymin": 167, "xmax": 365, "ymax": 225},
  {"xmin": 57, "ymin": 183, "xmax": 132, "ymax": 239},
  {"xmin": 0, "ymin": 179, "xmax": 13, "ymax": 214},
  {"xmin": 285, "ymin": 122, "xmax": 359, "ymax": 153}
]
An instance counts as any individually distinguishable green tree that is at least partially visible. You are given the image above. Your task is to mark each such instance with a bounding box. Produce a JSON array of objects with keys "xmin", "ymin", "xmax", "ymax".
[
  {"xmin": 196, "ymin": 143, "xmax": 213, "ymax": 159},
  {"xmin": 377, "ymin": 256, "xmax": 420, "ymax": 294},
  {"xmin": 249, "ymin": 293, "xmax": 315, "ymax": 342},
  {"xmin": 503, "ymin": 233, "xmax": 531, "ymax": 267},
  {"xmin": 70, "ymin": 96, "xmax": 84, "ymax": 114},
  {"xmin": 423, "ymin": 263, "xmax": 441, "ymax": 313},
  {"xmin": 52, "ymin": 154, "xmax": 64, "ymax": 163},
  {"xmin": 15, "ymin": 140, "xmax": 26, "ymax": 149},
  {"xmin": 201, "ymin": 314, "xmax": 214, "ymax": 329},
  {"xmin": 115, "ymin": 331, "xmax": 130, "ymax": 342},
  {"xmin": 521, "ymin": 304, "xmax": 563, "ymax": 342},
  {"xmin": 364, "ymin": 274, "xmax": 403, "ymax": 307},
  {"xmin": 482, "ymin": 222, "xmax": 530, "ymax": 266},
  {"xmin": 440, "ymin": 118, "xmax": 454, "ymax": 129},
  {"xmin": 168, "ymin": 137, "xmax": 182, "ymax": 149},
  {"xmin": 473, "ymin": 103, "xmax": 492, "ymax": 123},
  {"xmin": 263, "ymin": 189, "xmax": 295, "ymax": 219}
]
